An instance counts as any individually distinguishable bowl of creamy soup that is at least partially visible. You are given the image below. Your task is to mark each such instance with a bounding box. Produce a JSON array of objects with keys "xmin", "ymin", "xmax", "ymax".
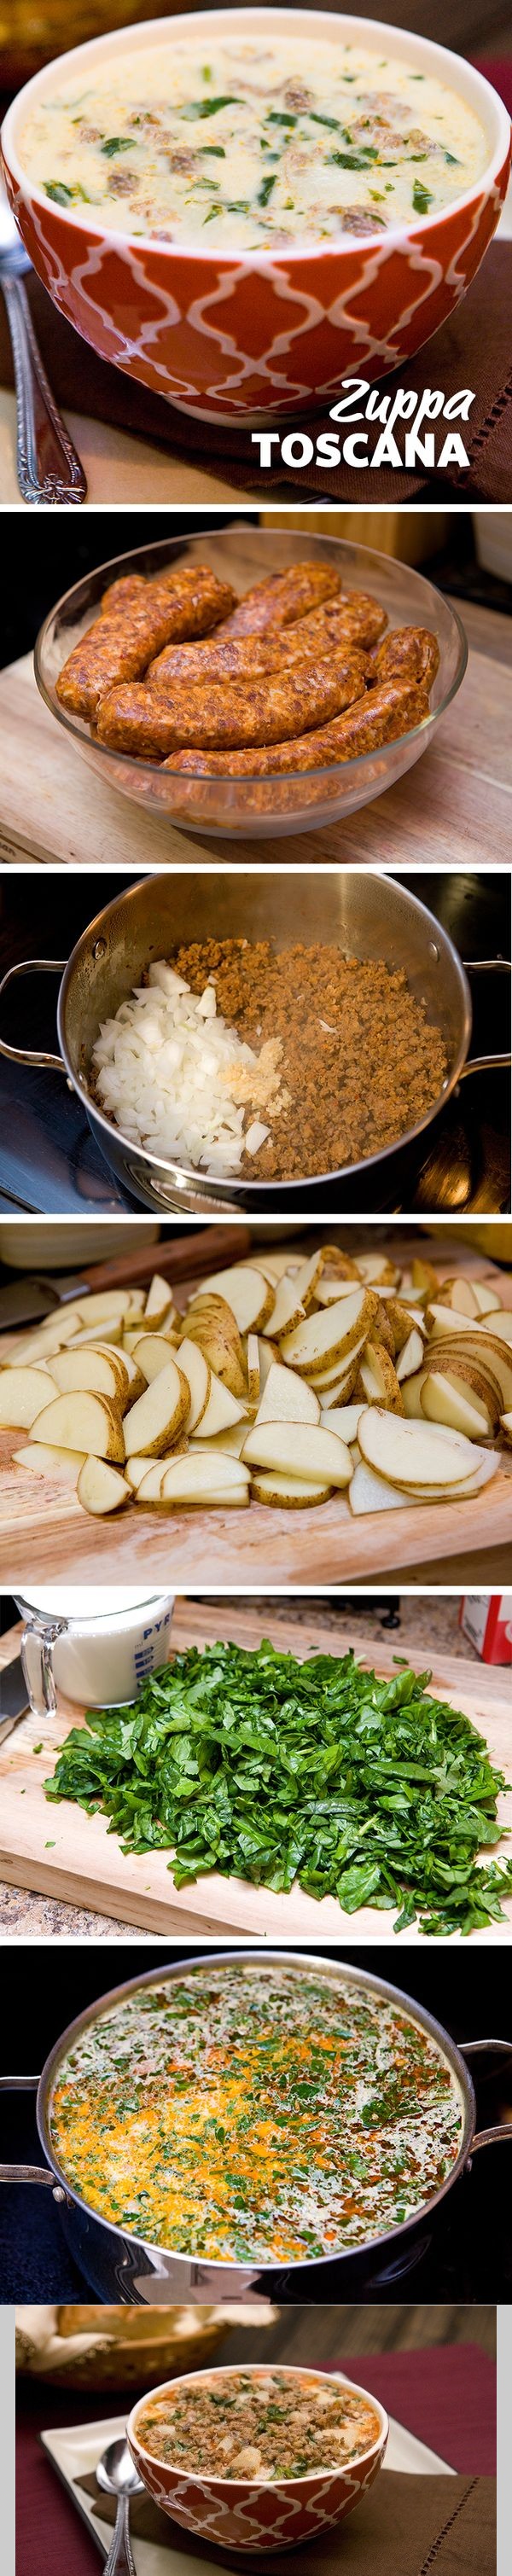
[
  {"xmin": 128, "ymin": 2362, "xmax": 388, "ymax": 2550},
  {"xmin": 2, "ymin": 9, "xmax": 510, "ymax": 423}
]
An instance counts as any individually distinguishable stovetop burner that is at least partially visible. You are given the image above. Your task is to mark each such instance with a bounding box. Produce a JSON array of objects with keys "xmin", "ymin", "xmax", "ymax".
[{"xmin": 0, "ymin": 870, "xmax": 509, "ymax": 1214}]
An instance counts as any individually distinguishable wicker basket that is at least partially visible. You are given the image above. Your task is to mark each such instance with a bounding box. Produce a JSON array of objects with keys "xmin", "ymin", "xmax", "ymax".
[{"xmin": 15, "ymin": 2303, "xmax": 275, "ymax": 2393}]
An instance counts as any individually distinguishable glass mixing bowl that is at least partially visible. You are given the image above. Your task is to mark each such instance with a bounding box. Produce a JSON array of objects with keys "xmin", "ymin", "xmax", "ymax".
[{"xmin": 34, "ymin": 525, "xmax": 468, "ymax": 844}]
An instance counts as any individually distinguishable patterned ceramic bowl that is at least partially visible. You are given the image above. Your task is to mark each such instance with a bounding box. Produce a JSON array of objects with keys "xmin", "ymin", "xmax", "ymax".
[
  {"xmin": 127, "ymin": 2364, "xmax": 389, "ymax": 2553},
  {"xmin": 3, "ymin": 9, "xmax": 510, "ymax": 428}
]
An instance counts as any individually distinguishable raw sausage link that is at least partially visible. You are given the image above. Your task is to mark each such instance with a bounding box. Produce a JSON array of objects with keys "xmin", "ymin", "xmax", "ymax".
[
  {"xmin": 164, "ymin": 677, "xmax": 430, "ymax": 776},
  {"xmin": 99, "ymin": 576, "xmax": 148, "ymax": 618},
  {"xmin": 217, "ymin": 563, "xmax": 340, "ymax": 637},
  {"xmin": 96, "ymin": 653, "xmax": 366, "ymax": 757},
  {"xmin": 148, "ymin": 596, "xmax": 384, "ymax": 689},
  {"xmin": 55, "ymin": 567, "xmax": 236, "ymax": 720},
  {"xmin": 366, "ymin": 625, "xmax": 439, "ymax": 689}
]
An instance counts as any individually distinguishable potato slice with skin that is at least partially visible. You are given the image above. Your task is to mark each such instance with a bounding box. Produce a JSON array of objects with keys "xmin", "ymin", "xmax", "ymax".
[
  {"xmin": 288, "ymin": 1250, "xmax": 325, "ymax": 1310},
  {"xmin": 472, "ymin": 1282, "xmax": 502, "ymax": 1316},
  {"xmin": 315, "ymin": 1277, "xmax": 365, "ymax": 1306},
  {"xmin": 366, "ymin": 1307, "xmax": 395, "ymax": 1360},
  {"xmin": 70, "ymin": 1318, "xmax": 124, "ymax": 1350},
  {"xmin": 357, "ymin": 1255, "xmax": 399, "ymax": 1287},
  {"xmin": 436, "ymin": 1276, "xmax": 483, "ymax": 1320},
  {"xmin": 358, "ymin": 1406, "xmax": 480, "ymax": 1488},
  {"xmin": 424, "ymin": 1326, "xmax": 512, "ymax": 1410},
  {"xmin": 357, "ymin": 1346, "xmax": 404, "ymax": 1414},
  {"xmin": 143, "ymin": 1274, "xmax": 177, "ymax": 1325},
  {"xmin": 310, "ymin": 1335, "xmax": 366, "ymax": 1394},
  {"xmin": 51, "ymin": 1347, "xmax": 129, "ymax": 1403},
  {"xmin": 78, "ymin": 1457, "xmax": 131, "ymax": 1516},
  {"xmin": 0, "ymin": 1365, "xmax": 59, "ymax": 1428},
  {"xmin": 281, "ymin": 1287, "xmax": 373, "ymax": 1376},
  {"xmin": 261, "ymin": 1277, "xmax": 306, "ymax": 1340},
  {"xmin": 421, "ymin": 1374, "xmax": 492, "ymax": 1439},
  {"xmin": 257, "ymin": 1336, "xmax": 278, "ymax": 1392},
  {"xmin": 242, "ymin": 1421, "xmax": 352, "ymax": 1486},
  {"xmin": 13, "ymin": 1442, "xmax": 87, "ymax": 1483},
  {"xmin": 173, "ymin": 1336, "xmax": 210, "ymax": 1430},
  {"xmin": 192, "ymin": 1421, "xmax": 249, "ymax": 1459},
  {"xmin": 124, "ymin": 1359, "xmax": 189, "ymax": 1458},
  {"xmin": 319, "ymin": 1403, "xmax": 365, "ymax": 1440},
  {"xmin": 255, "ymin": 1361, "xmax": 320, "ymax": 1428},
  {"xmin": 157, "ymin": 1452, "xmax": 251, "ymax": 1509},
  {"xmin": 500, "ymin": 1412, "xmax": 512, "ymax": 1443},
  {"xmin": 251, "ymin": 1254, "xmax": 298, "ymax": 1283},
  {"xmin": 31, "ymin": 1390, "xmax": 125, "ymax": 1462},
  {"xmin": 384, "ymin": 1297, "xmax": 428, "ymax": 1354},
  {"xmin": 74, "ymin": 1291, "xmax": 132, "ymax": 1327},
  {"xmin": 251, "ymin": 1471, "xmax": 332, "ymax": 1508},
  {"xmin": 99, "ymin": 1342, "xmax": 147, "ymax": 1402},
  {"xmin": 349, "ymin": 1461, "xmax": 409, "ymax": 1515},
  {"xmin": 410, "ymin": 1258, "xmax": 439, "ymax": 1296},
  {"xmin": 181, "ymin": 1296, "xmax": 247, "ymax": 1398},
  {"xmin": 196, "ymin": 1370, "xmax": 247, "ymax": 1438},
  {"xmin": 318, "ymin": 1245, "xmax": 361, "ymax": 1282},
  {"xmin": 407, "ymin": 1345, "xmax": 503, "ymax": 1420},
  {"xmin": 10, "ymin": 1311, "xmax": 85, "ymax": 1364},
  {"xmin": 247, "ymin": 1335, "xmax": 259, "ymax": 1407},
  {"xmin": 189, "ymin": 1265, "xmax": 274, "ymax": 1334},
  {"xmin": 487, "ymin": 1312, "xmax": 512, "ymax": 1346},
  {"xmin": 130, "ymin": 1333, "xmax": 189, "ymax": 1388},
  {"xmin": 395, "ymin": 1452, "xmax": 500, "ymax": 1501},
  {"xmin": 396, "ymin": 1329, "xmax": 426, "ymax": 1382}
]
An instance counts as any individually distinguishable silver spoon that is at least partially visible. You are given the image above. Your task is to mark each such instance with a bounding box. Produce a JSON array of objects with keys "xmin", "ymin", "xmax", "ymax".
[
  {"xmin": 0, "ymin": 179, "xmax": 87, "ymax": 503},
  {"xmin": 96, "ymin": 2434, "xmax": 144, "ymax": 2576}
]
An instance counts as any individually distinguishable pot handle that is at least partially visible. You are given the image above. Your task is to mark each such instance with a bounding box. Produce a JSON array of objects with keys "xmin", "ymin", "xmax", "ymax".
[
  {"xmin": 459, "ymin": 959, "xmax": 512, "ymax": 1079},
  {"xmin": 0, "ymin": 2071, "xmax": 67, "ymax": 2198},
  {"xmin": 461, "ymin": 2038, "xmax": 512, "ymax": 2152},
  {"xmin": 0, "ymin": 957, "xmax": 67, "ymax": 1072}
]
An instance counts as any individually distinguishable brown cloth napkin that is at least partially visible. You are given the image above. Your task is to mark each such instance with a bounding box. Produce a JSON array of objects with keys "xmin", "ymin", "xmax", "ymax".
[
  {"xmin": 78, "ymin": 2467, "xmax": 495, "ymax": 2575},
  {"xmin": 0, "ymin": 240, "xmax": 510, "ymax": 501}
]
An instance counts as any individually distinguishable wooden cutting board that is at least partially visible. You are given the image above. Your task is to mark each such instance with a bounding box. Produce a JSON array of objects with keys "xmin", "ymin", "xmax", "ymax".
[
  {"xmin": 0, "ymin": 1230, "xmax": 510, "ymax": 1587},
  {"xmin": 1, "ymin": 1596, "xmax": 510, "ymax": 1943}
]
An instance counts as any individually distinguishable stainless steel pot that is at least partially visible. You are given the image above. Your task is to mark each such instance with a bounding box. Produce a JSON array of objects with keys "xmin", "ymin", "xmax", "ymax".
[
  {"xmin": 1, "ymin": 1951, "xmax": 511, "ymax": 2305},
  {"xmin": 0, "ymin": 874, "xmax": 509, "ymax": 1214}
]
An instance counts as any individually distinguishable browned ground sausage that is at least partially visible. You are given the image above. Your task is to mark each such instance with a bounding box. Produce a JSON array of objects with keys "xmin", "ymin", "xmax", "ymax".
[
  {"xmin": 366, "ymin": 626, "xmax": 440, "ymax": 689},
  {"xmin": 163, "ymin": 677, "xmax": 430, "ymax": 776},
  {"xmin": 55, "ymin": 567, "xmax": 236, "ymax": 720},
  {"xmin": 96, "ymin": 653, "xmax": 366, "ymax": 758},
  {"xmin": 148, "ymin": 595, "xmax": 385, "ymax": 689},
  {"xmin": 216, "ymin": 564, "xmax": 340, "ymax": 637}
]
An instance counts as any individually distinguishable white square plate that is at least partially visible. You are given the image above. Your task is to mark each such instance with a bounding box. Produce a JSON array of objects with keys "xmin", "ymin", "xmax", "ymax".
[{"xmin": 41, "ymin": 2403, "xmax": 454, "ymax": 2574}]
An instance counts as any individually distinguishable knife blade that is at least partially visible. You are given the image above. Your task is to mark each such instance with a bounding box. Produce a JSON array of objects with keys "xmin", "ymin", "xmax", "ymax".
[
  {"xmin": 0, "ymin": 1225, "xmax": 253, "ymax": 1329},
  {"xmin": 0, "ymin": 1654, "xmax": 30, "ymax": 1744}
]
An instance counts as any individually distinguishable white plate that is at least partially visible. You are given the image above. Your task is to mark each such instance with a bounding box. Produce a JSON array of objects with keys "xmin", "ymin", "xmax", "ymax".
[{"xmin": 42, "ymin": 2401, "xmax": 454, "ymax": 2573}]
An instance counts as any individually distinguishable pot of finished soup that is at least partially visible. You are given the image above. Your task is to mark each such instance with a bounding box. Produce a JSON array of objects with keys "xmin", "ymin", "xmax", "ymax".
[
  {"xmin": 0, "ymin": 866, "xmax": 496, "ymax": 1215},
  {"xmin": 1, "ymin": 1951, "xmax": 511, "ymax": 2303}
]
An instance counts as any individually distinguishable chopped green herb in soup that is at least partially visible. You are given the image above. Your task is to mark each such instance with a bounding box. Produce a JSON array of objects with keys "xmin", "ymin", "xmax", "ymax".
[
  {"xmin": 49, "ymin": 1964, "xmax": 463, "ymax": 2262},
  {"xmin": 20, "ymin": 38, "xmax": 487, "ymax": 250},
  {"xmin": 136, "ymin": 2366, "xmax": 383, "ymax": 2479}
]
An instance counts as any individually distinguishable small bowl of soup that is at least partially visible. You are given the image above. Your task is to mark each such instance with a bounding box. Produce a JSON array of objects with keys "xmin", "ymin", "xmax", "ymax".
[
  {"xmin": 2, "ymin": 9, "xmax": 510, "ymax": 427},
  {"xmin": 128, "ymin": 2362, "xmax": 389, "ymax": 2551}
]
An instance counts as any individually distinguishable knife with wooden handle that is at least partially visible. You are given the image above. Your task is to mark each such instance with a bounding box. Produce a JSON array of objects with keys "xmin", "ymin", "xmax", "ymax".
[{"xmin": 0, "ymin": 1224, "xmax": 252, "ymax": 1329}]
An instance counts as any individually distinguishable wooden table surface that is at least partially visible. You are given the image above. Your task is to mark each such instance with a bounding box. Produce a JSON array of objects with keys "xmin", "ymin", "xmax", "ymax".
[
  {"xmin": 1, "ymin": 1598, "xmax": 510, "ymax": 1945},
  {"xmin": 0, "ymin": 599, "xmax": 509, "ymax": 869}
]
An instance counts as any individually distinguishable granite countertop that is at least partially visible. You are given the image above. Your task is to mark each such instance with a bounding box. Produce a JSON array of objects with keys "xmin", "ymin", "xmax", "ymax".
[{"xmin": 0, "ymin": 1592, "xmax": 480, "ymax": 1939}]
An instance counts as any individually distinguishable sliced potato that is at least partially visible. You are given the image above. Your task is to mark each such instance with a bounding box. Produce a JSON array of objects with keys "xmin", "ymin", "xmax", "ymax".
[
  {"xmin": 77, "ymin": 1457, "xmax": 131, "ymax": 1516},
  {"xmin": 349, "ymin": 1461, "xmax": 408, "ymax": 1515},
  {"xmin": 30, "ymin": 1389, "xmax": 125, "ymax": 1462},
  {"xmin": 125, "ymin": 1453, "xmax": 164, "ymax": 1492},
  {"xmin": 173, "ymin": 1336, "xmax": 210, "ymax": 1430},
  {"xmin": 311, "ymin": 1334, "xmax": 366, "ymax": 1396},
  {"xmin": 189, "ymin": 1264, "xmax": 274, "ymax": 1334},
  {"xmin": 358, "ymin": 1407, "xmax": 479, "ymax": 1489},
  {"xmin": 131, "ymin": 1332, "xmax": 188, "ymax": 1387},
  {"xmin": 472, "ymin": 1282, "xmax": 502, "ymax": 1316},
  {"xmin": 0, "ymin": 1365, "xmax": 59, "ymax": 1428},
  {"xmin": 74, "ymin": 1290, "xmax": 131, "ymax": 1326},
  {"xmin": 410, "ymin": 1257, "xmax": 439, "ymax": 1296},
  {"xmin": 319, "ymin": 1403, "xmax": 365, "ymax": 1440},
  {"xmin": 421, "ymin": 1373, "xmax": 492, "ymax": 1439},
  {"xmin": 260, "ymin": 1276, "xmax": 306, "ymax": 1340},
  {"xmin": 357, "ymin": 1345, "xmax": 404, "ymax": 1414},
  {"xmin": 50, "ymin": 1348, "xmax": 128, "ymax": 1403},
  {"xmin": 242, "ymin": 1420, "xmax": 352, "ymax": 1487},
  {"xmin": 254, "ymin": 1361, "xmax": 320, "ymax": 1428},
  {"xmin": 289, "ymin": 1249, "xmax": 325, "ymax": 1309},
  {"xmin": 382, "ymin": 1296, "xmax": 427, "ymax": 1354},
  {"xmin": 246, "ymin": 1335, "xmax": 260, "ymax": 1407},
  {"xmin": 395, "ymin": 1329, "xmax": 426, "ymax": 1382},
  {"xmin": 11, "ymin": 1311, "xmax": 84, "ymax": 1364},
  {"xmin": 13, "ymin": 1442, "xmax": 86, "ymax": 1483},
  {"xmin": 257, "ymin": 1335, "xmax": 278, "ymax": 1392},
  {"xmin": 70, "ymin": 1317, "xmax": 124, "ymax": 1350},
  {"xmin": 181, "ymin": 1295, "xmax": 247, "ymax": 1397},
  {"xmin": 158, "ymin": 1451, "xmax": 251, "ymax": 1509},
  {"xmin": 251, "ymin": 1470, "xmax": 331, "ymax": 1508},
  {"xmin": 192, "ymin": 1420, "xmax": 249, "ymax": 1458},
  {"xmin": 196, "ymin": 1370, "xmax": 247, "ymax": 1438},
  {"xmin": 357, "ymin": 1254, "xmax": 399, "ymax": 1287},
  {"xmin": 487, "ymin": 1311, "xmax": 512, "ymax": 1346},
  {"xmin": 281, "ymin": 1287, "xmax": 372, "ymax": 1376},
  {"xmin": 124, "ymin": 1359, "xmax": 189, "ymax": 1459},
  {"xmin": 143, "ymin": 1273, "xmax": 176, "ymax": 1325},
  {"xmin": 317, "ymin": 1244, "xmax": 361, "ymax": 1282},
  {"xmin": 500, "ymin": 1411, "xmax": 512, "ymax": 1443}
]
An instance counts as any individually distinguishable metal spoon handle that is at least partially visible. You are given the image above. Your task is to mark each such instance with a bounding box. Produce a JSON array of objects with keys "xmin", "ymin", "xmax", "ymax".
[
  {"xmin": 1, "ymin": 270, "xmax": 87, "ymax": 503},
  {"xmin": 102, "ymin": 2496, "xmax": 137, "ymax": 2576}
]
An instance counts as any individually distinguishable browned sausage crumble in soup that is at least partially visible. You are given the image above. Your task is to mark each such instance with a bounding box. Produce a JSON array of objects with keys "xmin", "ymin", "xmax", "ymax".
[{"xmin": 136, "ymin": 2368, "xmax": 383, "ymax": 2480}]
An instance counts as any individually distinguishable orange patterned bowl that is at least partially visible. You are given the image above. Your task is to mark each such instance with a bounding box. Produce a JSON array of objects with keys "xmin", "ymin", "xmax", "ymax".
[
  {"xmin": 127, "ymin": 2363, "xmax": 389, "ymax": 2554},
  {"xmin": 3, "ymin": 9, "xmax": 510, "ymax": 427}
]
